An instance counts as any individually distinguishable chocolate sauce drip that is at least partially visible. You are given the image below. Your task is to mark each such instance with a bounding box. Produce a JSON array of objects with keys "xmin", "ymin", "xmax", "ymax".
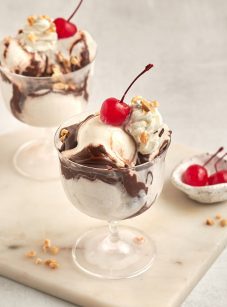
[
  {"xmin": 59, "ymin": 115, "xmax": 153, "ymax": 198},
  {"xmin": 22, "ymin": 57, "xmax": 43, "ymax": 77},
  {"xmin": 127, "ymin": 193, "xmax": 158, "ymax": 219},
  {"xmin": 10, "ymin": 84, "xmax": 26, "ymax": 115},
  {"xmin": 159, "ymin": 128, "xmax": 164, "ymax": 137}
]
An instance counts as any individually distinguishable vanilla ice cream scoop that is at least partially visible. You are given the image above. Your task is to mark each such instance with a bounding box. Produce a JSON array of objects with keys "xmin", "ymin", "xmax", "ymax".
[{"xmin": 61, "ymin": 114, "xmax": 137, "ymax": 168}]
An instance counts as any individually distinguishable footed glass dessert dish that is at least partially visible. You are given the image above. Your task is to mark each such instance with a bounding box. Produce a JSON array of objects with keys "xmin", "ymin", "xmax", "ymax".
[
  {"xmin": 0, "ymin": 63, "xmax": 94, "ymax": 180},
  {"xmin": 55, "ymin": 111, "xmax": 170, "ymax": 279},
  {"xmin": 0, "ymin": 11, "xmax": 96, "ymax": 180}
]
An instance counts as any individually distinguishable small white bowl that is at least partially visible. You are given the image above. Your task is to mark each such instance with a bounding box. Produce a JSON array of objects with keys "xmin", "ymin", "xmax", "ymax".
[{"xmin": 171, "ymin": 153, "xmax": 227, "ymax": 204}]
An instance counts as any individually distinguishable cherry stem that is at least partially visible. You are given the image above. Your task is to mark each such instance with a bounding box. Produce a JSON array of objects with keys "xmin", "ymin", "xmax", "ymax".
[
  {"xmin": 119, "ymin": 64, "xmax": 154, "ymax": 103},
  {"xmin": 215, "ymin": 153, "xmax": 227, "ymax": 172},
  {"xmin": 67, "ymin": 0, "xmax": 83, "ymax": 22},
  {"xmin": 202, "ymin": 146, "xmax": 224, "ymax": 167}
]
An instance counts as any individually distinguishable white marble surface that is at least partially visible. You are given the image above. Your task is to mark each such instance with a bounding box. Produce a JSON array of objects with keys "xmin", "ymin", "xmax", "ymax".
[
  {"xmin": 0, "ymin": 132, "xmax": 227, "ymax": 307},
  {"xmin": 0, "ymin": 0, "xmax": 227, "ymax": 306}
]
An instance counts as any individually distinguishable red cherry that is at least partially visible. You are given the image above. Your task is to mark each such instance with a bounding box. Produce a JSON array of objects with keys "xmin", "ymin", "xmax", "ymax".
[
  {"xmin": 208, "ymin": 153, "xmax": 227, "ymax": 185},
  {"xmin": 208, "ymin": 170, "xmax": 227, "ymax": 185},
  {"xmin": 54, "ymin": 18, "xmax": 77, "ymax": 39},
  {"xmin": 100, "ymin": 98, "xmax": 131, "ymax": 126},
  {"xmin": 100, "ymin": 64, "xmax": 154, "ymax": 126},
  {"xmin": 54, "ymin": 0, "xmax": 83, "ymax": 39},
  {"xmin": 182, "ymin": 147, "xmax": 224, "ymax": 187},
  {"xmin": 182, "ymin": 165, "xmax": 208, "ymax": 186}
]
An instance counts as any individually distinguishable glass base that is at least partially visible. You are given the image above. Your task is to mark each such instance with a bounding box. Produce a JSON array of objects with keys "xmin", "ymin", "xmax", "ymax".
[
  {"xmin": 72, "ymin": 226, "xmax": 156, "ymax": 279},
  {"xmin": 13, "ymin": 138, "xmax": 59, "ymax": 181}
]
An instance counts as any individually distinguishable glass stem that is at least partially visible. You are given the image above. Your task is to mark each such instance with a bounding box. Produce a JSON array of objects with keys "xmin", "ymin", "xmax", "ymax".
[{"xmin": 108, "ymin": 221, "xmax": 120, "ymax": 243}]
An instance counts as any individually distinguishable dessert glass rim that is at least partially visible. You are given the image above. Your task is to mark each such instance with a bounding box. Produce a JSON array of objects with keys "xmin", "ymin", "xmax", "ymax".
[
  {"xmin": 0, "ymin": 52, "xmax": 96, "ymax": 81},
  {"xmin": 54, "ymin": 115, "xmax": 171, "ymax": 172}
]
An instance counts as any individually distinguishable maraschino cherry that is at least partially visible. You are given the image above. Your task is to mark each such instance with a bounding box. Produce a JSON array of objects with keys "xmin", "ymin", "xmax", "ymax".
[
  {"xmin": 54, "ymin": 0, "xmax": 83, "ymax": 39},
  {"xmin": 208, "ymin": 153, "xmax": 227, "ymax": 185},
  {"xmin": 100, "ymin": 64, "xmax": 154, "ymax": 126},
  {"xmin": 182, "ymin": 147, "xmax": 224, "ymax": 186}
]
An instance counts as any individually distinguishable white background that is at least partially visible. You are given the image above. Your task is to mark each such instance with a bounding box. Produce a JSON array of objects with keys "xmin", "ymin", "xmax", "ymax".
[{"xmin": 0, "ymin": 0, "xmax": 226, "ymax": 306}]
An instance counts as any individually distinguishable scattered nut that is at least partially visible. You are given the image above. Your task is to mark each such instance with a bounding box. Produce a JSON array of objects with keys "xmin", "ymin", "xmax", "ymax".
[
  {"xmin": 215, "ymin": 213, "xmax": 222, "ymax": 220},
  {"xmin": 140, "ymin": 132, "xmax": 148, "ymax": 144},
  {"xmin": 206, "ymin": 218, "xmax": 214, "ymax": 226},
  {"xmin": 44, "ymin": 259, "xmax": 59, "ymax": 269},
  {"xmin": 151, "ymin": 100, "xmax": 159, "ymax": 107},
  {"xmin": 42, "ymin": 239, "xmax": 51, "ymax": 252},
  {"xmin": 27, "ymin": 16, "xmax": 36, "ymax": 26},
  {"xmin": 53, "ymin": 82, "xmax": 68, "ymax": 91},
  {"xmin": 133, "ymin": 236, "xmax": 145, "ymax": 244},
  {"xmin": 25, "ymin": 250, "xmax": 36, "ymax": 258},
  {"xmin": 49, "ymin": 246, "xmax": 60, "ymax": 255},
  {"xmin": 27, "ymin": 33, "xmax": 37, "ymax": 42},
  {"xmin": 220, "ymin": 219, "xmax": 227, "ymax": 227},
  {"xmin": 70, "ymin": 56, "xmax": 80, "ymax": 66},
  {"xmin": 34, "ymin": 258, "xmax": 42, "ymax": 265},
  {"xmin": 60, "ymin": 128, "xmax": 69, "ymax": 142}
]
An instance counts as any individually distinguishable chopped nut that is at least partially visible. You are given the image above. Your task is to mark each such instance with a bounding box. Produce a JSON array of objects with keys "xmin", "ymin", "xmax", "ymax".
[
  {"xmin": 53, "ymin": 82, "xmax": 68, "ymax": 90},
  {"xmin": 44, "ymin": 258, "xmax": 59, "ymax": 269},
  {"xmin": 133, "ymin": 236, "xmax": 145, "ymax": 244},
  {"xmin": 47, "ymin": 24, "xmax": 56, "ymax": 33},
  {"xmin": 215, "ymin": 213, "xmax": 222, "ymax": 220},
  {"xmin": 42, "ymin": 239, "xmax": 51, "ymax": 252},
  {"xmin": 56, "ymin": 52, "xmax": 65, "ymax": 63},
  {"xmin": 151, "ymin": 100, "xmax": 159, "ymax": 107},
  {"xmin": 40, "ymin": 15, "xmax": 51, "ymax": 22},
  {"xmin": 27, "ymin": 16, "xmax": 36, "ymax": 26},
  {"xmin": 27, "ymin": 33, "xmax": 37, "ymax": 42},
  {"xmin": 49, "ymin": 246, "xmax": 60, "ymax": 255},
  {"xmin": 140, "ymin": 131, "xmax": 148, "ymax": 144},
  {"xmin": 206, "ymin": 218, "xmax": 214, "ymax": 226},
  {"xmin": 70, "ymin": 56, "xmax": 80, "ymax": 66},
  {"xmin": 68, "ymin": 84, "xmax": 77, "ymax": 91},
  {"xmin": 34, "ymin": 258, "xmax": 42, "ymax": 265},
  {"xmin": 60, "ymin": 128, "xmax": 69, "ymax": 142},
  {"xmin": 25, "ymin": 250, "xmax": 36, "ymax": 258},
  {"xmin": 49, "ymin": 261, "xmax": 59, "ymax": 269},
  {"xmin": 220, "ymin": 219, "xmax": 227, "ymax": 227}
]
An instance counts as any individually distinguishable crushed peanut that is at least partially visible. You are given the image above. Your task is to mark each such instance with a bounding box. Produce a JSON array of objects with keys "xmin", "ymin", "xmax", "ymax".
[
  {"xmin": 34, "ymin": 258, "xmax": 42, "ymax": 265},
  {"xmin": 133, "ymin": 236, "xmax": 145, "ymax": 244},
  {"xmin": 206, "ymin": 218, "xmax": 214, "ymax": 226},
  {"xmin": 27, "ymin": 16, "xmax": 36, "ymax": 26},
  {"xmin": 25, "ymin": 250, "xmax": 36, "ymax": 258},
  {"xmin": 70, "ymin": 56, "xmax": 80, "ymax": 66},
  {"xmin": 27, "ymin": 33, "xmax": 37, "ymax": 42},
  {"xmin": 140, "ymin": 131, "xmax": 148, "ymax": 144},
  {"xmin": 60, "ymin": 128, "xmax": 69, "ymax": 142},
  {"xmin": 220, "ymin": 219, "xmax": 227, "ymax": 227},
  {"xmin": 42, "ymin": 239, "xmax": 51, "ymax": 252},
  {"xmin": 49, "ymin": 246, "xmax": 60, "ymax": 255},
  {"xmin": 53, "ymin": 82, "xmax": 68, "ymax": 91},
  {"xmin": 44, "ymin": 258, "xmax": 59, "ymax": 269},
  {"xmin": 215, "ymin": 213, "xmax": 222, "ymax": 220}
]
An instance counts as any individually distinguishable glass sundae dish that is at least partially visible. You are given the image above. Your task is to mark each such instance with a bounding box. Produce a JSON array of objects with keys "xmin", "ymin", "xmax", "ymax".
[
  {"xmin": 55, "ymin": 64, "xmax": 171, "ymax": 278},
  {"xmin": 0, "ymin": 3, "xmax": 96, "ymax": 180}
]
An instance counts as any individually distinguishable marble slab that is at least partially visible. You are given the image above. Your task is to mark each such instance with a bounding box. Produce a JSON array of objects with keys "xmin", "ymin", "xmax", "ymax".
[{"xmin": 0, "ymin": 128, "xmax": 227, "ymax": 307}]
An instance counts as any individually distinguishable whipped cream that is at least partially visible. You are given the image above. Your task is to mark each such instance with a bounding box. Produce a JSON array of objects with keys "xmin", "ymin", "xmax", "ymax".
[
  {"xmin": 126, "ymin": 96, "xmax": 170, "ymax": 155},
  {"xmin": 17, "ymin": 15, "xmax": 57, "ymax": 52}
]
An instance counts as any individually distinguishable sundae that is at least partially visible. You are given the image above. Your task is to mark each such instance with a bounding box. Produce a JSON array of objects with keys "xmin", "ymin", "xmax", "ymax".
[
  {"xmin": 56, "ymin": 64, "xmax": 171, "ymax": 220},
  {"xmin": 0, "ymin": 0, "xmax": 97, "ymax": 126}
]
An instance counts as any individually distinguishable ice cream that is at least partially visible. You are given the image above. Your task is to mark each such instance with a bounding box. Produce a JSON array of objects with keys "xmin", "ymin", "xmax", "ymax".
[
  {"xmin": 57, "ymin": 96, "xmax": 171, "ymax": 220},
  {"xmin": 0, "ymin": 15, "xmax": 97, "ymax": 127}
]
